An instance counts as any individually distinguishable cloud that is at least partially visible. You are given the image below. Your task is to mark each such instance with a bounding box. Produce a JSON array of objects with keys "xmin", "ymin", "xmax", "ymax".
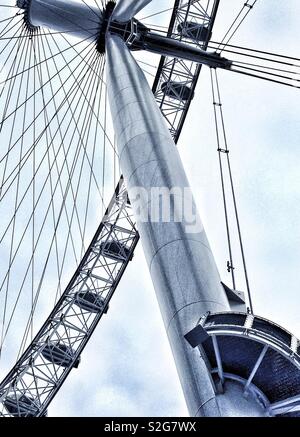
[{"xmin": 1, "ymin": 0, "xmax": 300, "ymax": 418}]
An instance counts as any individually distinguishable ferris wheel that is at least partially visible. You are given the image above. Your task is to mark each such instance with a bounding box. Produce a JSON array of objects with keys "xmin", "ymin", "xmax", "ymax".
[{"xmin": 0, "ymin": 0, "xmax": 300, "ymax": 417}]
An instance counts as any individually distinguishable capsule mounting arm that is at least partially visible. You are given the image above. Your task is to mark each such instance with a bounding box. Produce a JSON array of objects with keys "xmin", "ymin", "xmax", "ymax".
[{"xmin": 108, "ymin": 18, "xmax": 232, "ymax": 70}]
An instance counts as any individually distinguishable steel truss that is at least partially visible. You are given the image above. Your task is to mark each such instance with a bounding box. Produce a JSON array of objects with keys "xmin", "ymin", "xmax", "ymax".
[
  {"xmin": 0, "ymin": 178, "xmax": 139, "ymax": 417},
  {"xmin": 152, "ymin": 0, "xmax": 220, "ymax": 142},
  {"xmin": 0, "ymin": 0, "xmax": 220, "ymax": 417}
]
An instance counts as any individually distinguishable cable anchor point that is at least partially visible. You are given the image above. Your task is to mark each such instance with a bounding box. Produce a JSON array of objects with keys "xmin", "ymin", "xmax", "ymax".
[{"xmin": 227, "ymin": 261, "xmax": 235, "ymax": 273}]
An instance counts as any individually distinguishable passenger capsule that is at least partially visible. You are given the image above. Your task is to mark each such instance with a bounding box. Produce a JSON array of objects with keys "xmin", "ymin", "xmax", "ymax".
[
  {"xmin": 177, "ymin": 21, "xmax": 211, "ymax": 42},
  {"xmin": 74, "ymin": 291, "xmax": 108, "ymax": 314},
  {"xmin": 4, "ymin": 394, "xmax": 41, "ymax": 417},
  {"xmin": 161, "ymin": 81, "xmax": 194, "ymax": 102},
  {"xmin": 41, "ymin": 342, "xmax": 80, "ymax": 368},
  {"xmin": 100, "ymin": 240, "xmax": 133, "ymax": 262}
]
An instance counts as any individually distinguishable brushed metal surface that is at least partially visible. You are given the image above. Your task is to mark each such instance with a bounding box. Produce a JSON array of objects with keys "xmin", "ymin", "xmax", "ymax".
[
  {"xmin": 106, "ymin": 34, "xmax": 233, "ymax": 416},
  {"xmin": 28, "ymin": 0, "xmax": 102, "ymax": 41}
]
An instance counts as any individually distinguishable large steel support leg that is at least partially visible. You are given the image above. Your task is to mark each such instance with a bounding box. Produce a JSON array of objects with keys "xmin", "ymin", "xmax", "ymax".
[
  {"xmin": 106, "ymin": 34, "xmax": 231, "ymax": 417},
  {"xmin": 112, "ymin": 0, "xmax": 153, "ymax": 22}
]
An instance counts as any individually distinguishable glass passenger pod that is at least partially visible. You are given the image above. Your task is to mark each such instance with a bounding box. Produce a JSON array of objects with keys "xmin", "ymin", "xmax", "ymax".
[
  {"xmin": 204, "ymin": 313, "xmax": 294, "ymax": 349},
  {"xmin": 177, "ymin": 21, "xmax": 211, "ymax": 43},
  {"xmin": 186, "ymin": 312, "xmax": 300, "ymax": 417},
  {"xmin": 41, "ymin": 342, "xmax": 80, "ymax": 368},
  {"xmin": 161, "ymin": 81, "xmax": 194, "ymax": 102},
  {"xmin": 3, "ymin": 394, "xmax": 44, "ymax": 417},
  {"xmin": 100, "ymin": 240, "xmax": 133, "ymax": 262},
  {"xmin": 74, "ymin": 291, "xmax": 108, "ymax": 314}
]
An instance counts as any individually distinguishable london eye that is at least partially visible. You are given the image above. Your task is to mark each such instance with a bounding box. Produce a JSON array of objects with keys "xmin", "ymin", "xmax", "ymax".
[{"xmin": 0, "ymin": 0, "xmax": 299, "ymax": 417}]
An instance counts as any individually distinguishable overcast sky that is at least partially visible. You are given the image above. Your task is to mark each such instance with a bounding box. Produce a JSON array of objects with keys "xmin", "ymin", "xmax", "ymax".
[
  {"xmin": 42, "ymin": 0, "xmax": 300, "ymax": 417},
  {"xmin": 0, "ymin": 0, "xmax": 299, "ymax": 417}
]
